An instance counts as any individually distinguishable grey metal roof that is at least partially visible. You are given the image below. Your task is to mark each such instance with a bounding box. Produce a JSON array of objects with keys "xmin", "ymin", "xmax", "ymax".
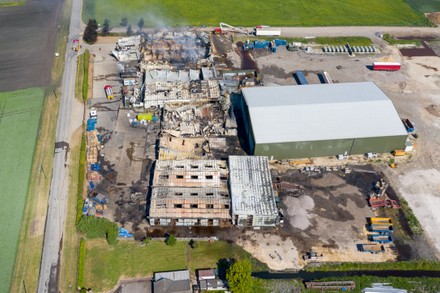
[
  {"xmin": 154, "ymin": 270, "xmax": 190, "ymax": 281},
  {"xmin": 229, "ymin": 156, "xmax": 277, "ymax": 217},
  {"xmin": 242, "ymin": 82, "xmax": 407, "ymax": 144},
  {"xmin": 154, "ymin": 270, "xmax": 191, "ymax": 293}
]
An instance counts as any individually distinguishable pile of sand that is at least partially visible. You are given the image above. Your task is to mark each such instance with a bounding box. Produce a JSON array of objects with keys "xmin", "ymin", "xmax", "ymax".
[{"xmin": 284, "ymin": 195, "xmax": 314, "ymax": 230}]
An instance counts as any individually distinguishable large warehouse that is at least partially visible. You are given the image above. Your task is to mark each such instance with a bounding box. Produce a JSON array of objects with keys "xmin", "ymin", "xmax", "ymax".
[{"xmin": 241, "ymin": 82, "xmax": 408, "ymax": 159}]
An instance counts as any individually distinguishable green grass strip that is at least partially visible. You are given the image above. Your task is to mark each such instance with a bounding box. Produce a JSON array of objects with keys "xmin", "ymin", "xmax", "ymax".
[
  {"xmin": 76, "ymin": 133, "xmax": 86, "ymax": 224},
  {"xmin": 383, "ymin": 34, "xmax": 422, "ymax": 46},
  {"xmin": 82, "ymin": 50, "xmax": 90, "ymax": 102},
  {"xmin": 78, "ymin": 238, "xmax": 86, "ymax": 288},
  {"xmin": 306, "ymin": 259, "xmax": 440, "ymax": 272},
  {"xmin": 0, "ymin": 1, "xmax": 25, "ymax": 7}
]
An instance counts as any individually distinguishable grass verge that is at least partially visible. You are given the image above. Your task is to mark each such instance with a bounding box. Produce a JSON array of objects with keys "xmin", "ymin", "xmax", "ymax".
[
  {"xmin": 383, "ymin": 34, "xmax": 422, "ymax": 46},
  {"xmin": 76, "ymin": 134, "xmax": 86, "ymax": 224},
  {"xmin": 78, "ymin": 238, "xmax": 86, "ymax": 288},
  {"xmin": 84, "ymin": 239, "xmax": 267, "ymax": 291},
  {"xmin": 315, "ymin": 276, "xmax": 440, "ymax": 292},
  {"xmin": 9, "ymin": 0, "xmax": 72, "ymax": 291},
  {"xmin": 75, "ymin": 53, "xmax": 84, "ymax": 100},
  {"xmin": 306, "ymin": 259, "xmax": 440, "ymax": 272},
  {"xmin": 82, "ymin": 0, "xmax": 429, "ymax": 27},
  {"xmin": 83, "ymin": 50, "xmax": 90, "ymax": 102},
  {"xmin": 253, "ymin": 278, "xmax": 303, "ymax": 293},
  {"xmin": 0, "ymin": 1, "xmax": 25, "ymax": 7}
]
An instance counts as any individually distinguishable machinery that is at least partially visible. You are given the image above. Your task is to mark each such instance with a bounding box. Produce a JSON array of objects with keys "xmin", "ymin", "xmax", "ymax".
[
  {"xmin": 214, "ymin": 22, "xmax": 249, "ymax": 35},
  {"xmin": 72, "ymin": 39, "xmax": 80, "ymax": 52}
]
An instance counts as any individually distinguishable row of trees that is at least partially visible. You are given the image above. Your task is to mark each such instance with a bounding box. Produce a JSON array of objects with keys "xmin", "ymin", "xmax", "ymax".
[{"xmin": 83, "ymin": 17, "xmax": 149, "ymax": 43}]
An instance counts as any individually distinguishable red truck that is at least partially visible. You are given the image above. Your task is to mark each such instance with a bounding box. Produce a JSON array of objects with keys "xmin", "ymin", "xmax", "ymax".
[{"xmin": 372, "ymin": 62, "xmax": 401, "ymax": 71}]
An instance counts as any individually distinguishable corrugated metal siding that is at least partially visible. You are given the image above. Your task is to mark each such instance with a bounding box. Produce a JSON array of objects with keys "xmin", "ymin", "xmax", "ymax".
[
  {"xmin": 351, "ymin": 135, "xmax": 407, "ymax": 154},
  {"xmin": 254, "ymin": 135, "xmax": 407, "ymax": 159}
]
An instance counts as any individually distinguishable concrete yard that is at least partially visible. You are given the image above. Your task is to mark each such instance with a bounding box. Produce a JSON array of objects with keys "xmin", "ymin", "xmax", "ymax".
[{"xmin": 84, "ymin": 31, "xmax": 440, "ymax": 276}]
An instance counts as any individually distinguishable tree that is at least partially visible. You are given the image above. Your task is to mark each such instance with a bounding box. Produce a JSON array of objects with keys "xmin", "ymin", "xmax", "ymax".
[
  {"xmin": 126, "ymin": 25, "xmax": 133, "ymax": 36},
  {"xmin": 138, "ymin": 17, "xmax": 144, "ymax": 31},
  {"xmin": 226, "ymin": 259, "xmax": 253, "ymax": 293},
  {"xmin": 102, "ymin": 19, "xmax": 110, "ymax": 36},
  {"xmin": 142, "ymin": 236, "xmax": 151, "ymax": 246},
  {"xmin": 165, "ymin": 234, "xmax": 176, "ymax": 246},
  {"xmin": 189, "ymin": 239, "xmax": 197, "ymax": 249},
  {"xmin": 83, "ymin": 19, "xmax": 98, "ymax": 43},
  {"xmin": 120, "ymin": 17, "xmax": 128, "ymax": 26}
]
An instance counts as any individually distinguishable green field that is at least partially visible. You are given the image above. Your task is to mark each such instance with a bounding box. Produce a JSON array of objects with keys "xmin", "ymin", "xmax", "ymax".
[
  {"xmin": 0, "ymin": 88, "xmax": 44, "ymax": 293},
  {"xmin": 406, "ymin": 0, "xmax": 440, "ymax": 12},
  {"xmin": 82, "ymin": 0, "xmax": 429, "ymax": 27},
  {"xmin": 84, "ymin": 239, "xmax": 267, "ymax": 291}
]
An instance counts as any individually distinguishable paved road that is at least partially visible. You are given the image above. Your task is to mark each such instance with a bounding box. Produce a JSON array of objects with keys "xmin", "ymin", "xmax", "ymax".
[{"xmin": 37, "ymin": 0, "xmax": 82, "ymax": 291}]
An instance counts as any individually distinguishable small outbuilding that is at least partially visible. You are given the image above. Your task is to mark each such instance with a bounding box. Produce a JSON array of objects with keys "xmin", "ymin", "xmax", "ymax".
[{"xmin": 240, "ymin": 82, "xmax": 408, "ymax": 159}]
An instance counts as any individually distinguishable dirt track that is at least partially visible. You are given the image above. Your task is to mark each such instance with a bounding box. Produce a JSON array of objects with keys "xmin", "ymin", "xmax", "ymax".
[{"xmin": 0, "ymin": 0, "xmax": 63, "ymax": 92}]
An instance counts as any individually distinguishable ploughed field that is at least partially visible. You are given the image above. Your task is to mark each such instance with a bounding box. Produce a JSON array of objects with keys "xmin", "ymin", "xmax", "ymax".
[
  {"xmin": 0, "ymin": 0, "xmax": 62, "ymax": 92},
  {"xmin": 0, "ymin": 88, "xmax": 44, "ymax": 293},
  {"xmin": 83, "ymin": 0, "xmax": 428, "ymax": 27}
]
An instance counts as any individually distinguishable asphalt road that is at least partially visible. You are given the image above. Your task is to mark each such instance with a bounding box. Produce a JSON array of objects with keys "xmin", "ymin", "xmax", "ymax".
[{"xmin": 37, "ymin": 0, "xmax": 82, "ymax": 291}]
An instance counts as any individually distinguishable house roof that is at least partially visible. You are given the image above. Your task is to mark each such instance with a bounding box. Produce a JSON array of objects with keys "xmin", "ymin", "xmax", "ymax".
[{"xmin": 153, "ymin": 270, "xmax": 191, "ymax": 293}]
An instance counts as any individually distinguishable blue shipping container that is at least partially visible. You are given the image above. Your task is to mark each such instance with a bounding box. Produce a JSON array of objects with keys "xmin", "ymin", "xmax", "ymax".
[
  {"xmin": 253, "ymin": 40, "xmax": 270, "ymax": 49},
  {"xmin": 87, "ymin": 119, "xmax": 96, "ymax": 131},
  {"xmin": 295, "ymin": 71, "xmax": 309, "ymax": 85},
  {"xmin": 274, "ymin": 39, "xmax": 287, "ymax": 46}
]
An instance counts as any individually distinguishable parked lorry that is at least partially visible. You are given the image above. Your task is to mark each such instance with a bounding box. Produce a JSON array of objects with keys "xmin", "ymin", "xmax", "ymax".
[
  {"xmin": 372, "ymin": 62, "xmax": 401, "ymax": 71},
  {"xmin": 358, "ymin": 243, "xmax": 385, "ymax": 254},
  {"xmin": 255, "ymin": 27, "xmax": 281, "ymax": 36},
  {"xmin": 104, "ymin": 85, "xmax": 114, "ymax": 100},
  {"xmin": 402, "ymin": 118, "xmax": 415, "ymax": 133}
]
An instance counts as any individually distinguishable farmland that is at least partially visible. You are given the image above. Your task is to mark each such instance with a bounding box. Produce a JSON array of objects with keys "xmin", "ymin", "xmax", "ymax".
[
  {"xmin": 0, "ymin": 0, "xmax": 62, "ymax": 92},
  {"xmin": 82, "ymin": 0, "xmax": 429, "ymax": 28},
  {"xmin": 0, "ymin": 88, "xmax": 44, "ymax": 293}
]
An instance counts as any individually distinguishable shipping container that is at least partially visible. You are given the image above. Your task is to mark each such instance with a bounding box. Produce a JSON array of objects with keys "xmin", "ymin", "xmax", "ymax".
[
  {"xmin": 253, "ymin": 40, "xmax": 270, "ymax": 49},
  {"xmin": 402, "ymin": 118, "xmax": 415, "ymax": 133},
  {"xmin": 274, "ymin": 39, "xmax": 287, "ymax": 46},
  {"xmin": 255, "ymin": 28, "xmax": 281, "ymax": 36},
  {"xmin": 372, "ymin": 62, "xmax": 401, "ymax": 71},
  {"xmin": 393, "ymin": 150, "xmax": 406, "ymax": 156},
  {"xmin": 295, "ymin": 71, "xmax": 308, "ymax": 85},
  {"xmin": 369, "ymin": 234, "xmax": 393, "ymax": 243}
]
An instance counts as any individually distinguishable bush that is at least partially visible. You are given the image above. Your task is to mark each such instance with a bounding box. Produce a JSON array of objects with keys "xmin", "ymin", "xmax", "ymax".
[
  {"xmin": 165, "ymin": 234, "xmax": 176, "ymax": 246},
  {"xmin": 189, "ymin": 239, "xmax": 197, "ymax": 249},
  {"xmin": 78, "ymin": 238, "xmax": 86, "ymax": 288},
  {"xmin": 77, "ymin": 216, "xmax": 118, "ymax": 244},
  {"xmin": 106, "ymin": 222, "xmax": 118, "ymax": 245}
]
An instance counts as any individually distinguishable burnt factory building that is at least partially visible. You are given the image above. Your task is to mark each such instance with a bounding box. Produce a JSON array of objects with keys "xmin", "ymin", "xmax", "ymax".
[
  {"xmin": 240, "ymin": 82, "xmax": 408, "ymax": 159},
  {"xmin": 148, "ymin": 160, "xmax": 231, "ymax": 226}
]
